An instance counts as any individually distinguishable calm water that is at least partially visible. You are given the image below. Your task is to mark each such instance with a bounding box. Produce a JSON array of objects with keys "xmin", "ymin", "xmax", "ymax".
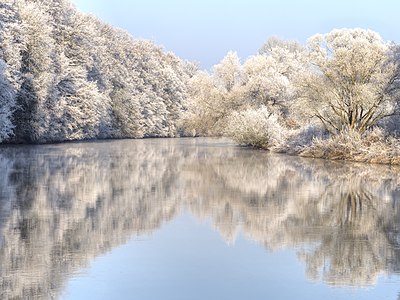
[{"xmin": 0, "ymin": 138, "xmax": 400, "ymax": 300}]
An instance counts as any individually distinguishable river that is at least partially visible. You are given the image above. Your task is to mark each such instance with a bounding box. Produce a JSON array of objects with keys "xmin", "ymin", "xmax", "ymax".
[{"xmin": 0, "ymin": 138, "xmax": 399, "ymax": 299}]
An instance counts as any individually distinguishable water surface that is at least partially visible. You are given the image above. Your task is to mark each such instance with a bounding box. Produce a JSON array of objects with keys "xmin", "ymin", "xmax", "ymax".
[{"xmin": 0, "ymin": 138, "xmax": 400, "ymax": 299}]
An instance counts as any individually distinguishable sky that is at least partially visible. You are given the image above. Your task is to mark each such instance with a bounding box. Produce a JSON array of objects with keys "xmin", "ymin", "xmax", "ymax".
[{"xmin": 71, "ymin": 0, "xmax": 400, "ymax": 70}]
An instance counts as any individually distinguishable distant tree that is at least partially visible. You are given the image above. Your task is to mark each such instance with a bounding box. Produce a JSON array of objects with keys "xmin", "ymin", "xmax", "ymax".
[
  {"xmin": 259, "ymin": 36, "xmax": 304, "ymax": 56},
  {"xmin": 297, "ymin": 28, "xmax": 400, "ymax": 134},
  {"xmin": 245, "ymin": 38, "xmax": 306, "ymax": 122},
  {"xmin": 213, "ymin": 51, "xmax": 243, "ymax": 92},
  {"xmin": 243, "ymin": 48, "xmax": 304, "ymax": 117},
  {"xmin": 181, "ymin": 52, "xmax": 248, "ymax": 136},
  {"xmin": 182, "ymin": 42, "xmax": 307, "ymax": 136}
]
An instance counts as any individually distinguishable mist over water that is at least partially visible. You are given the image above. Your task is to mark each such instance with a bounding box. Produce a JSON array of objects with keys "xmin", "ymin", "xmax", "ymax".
[{"xmin": 0, "ymin": 138, "xmax": 400, "ymax": 299}]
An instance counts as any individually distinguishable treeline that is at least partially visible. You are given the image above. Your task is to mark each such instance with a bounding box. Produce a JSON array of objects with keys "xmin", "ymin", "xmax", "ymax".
[
  {"xmin": 181, "ymin": 30, "xmax": 400, "ymax": 164},
  {"xmin": 0, "ymin": 0, "xmax": 193, "ymax": 143},
  {"xmin": 1, "ymin": 0, "xmax": 400, "ymax": 164}
]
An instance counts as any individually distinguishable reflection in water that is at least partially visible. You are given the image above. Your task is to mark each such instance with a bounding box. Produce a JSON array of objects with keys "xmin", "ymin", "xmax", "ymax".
[{"xmin": 0, "ymin": 138, "xmax": 400, "ymax": 299}]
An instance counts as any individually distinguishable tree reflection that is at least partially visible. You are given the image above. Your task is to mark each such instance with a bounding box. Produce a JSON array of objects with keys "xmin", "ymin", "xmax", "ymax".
[
  {"xmin": 0, "ymin": 138, "xmax": 399, "ymax": 298},
  {"xmin": 200, "ymin": 155, "xmax": 400, "ymax": 286}
]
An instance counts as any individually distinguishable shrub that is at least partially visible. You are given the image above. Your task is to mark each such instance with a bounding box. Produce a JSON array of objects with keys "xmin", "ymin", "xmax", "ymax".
[{"xmin": 224, "ymin": 106, "xmax": 285, "ymax": 149}]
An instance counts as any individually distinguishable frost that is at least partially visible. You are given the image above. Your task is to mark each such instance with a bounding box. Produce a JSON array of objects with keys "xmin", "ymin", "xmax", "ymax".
[
  {"xmin": 0, "ymin": 0, "xmax": 190, "ymax": 143},
  {"xmin": 1, "ymin": 1, "xmax": 400, "ymax": 165},
  {"xmin": 225, "ymin": 106, "xmax": 285, "ymax": 149},
  {"xmin": 182, "ymin": 29, "xmax": 400, "ymax": 164}
]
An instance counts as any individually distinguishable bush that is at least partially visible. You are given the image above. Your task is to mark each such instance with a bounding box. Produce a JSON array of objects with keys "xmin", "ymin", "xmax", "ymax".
[{"xmin": 224, "ymin": 106, "xmax": 285, "ymax": 149}]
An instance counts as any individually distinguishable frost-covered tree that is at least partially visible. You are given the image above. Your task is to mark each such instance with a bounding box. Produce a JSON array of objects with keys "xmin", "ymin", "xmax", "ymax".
[
  {"xmin": 181, "ymin": 71, "xmax": 225, "ymax": 136},
  {"xmin": 244, "ymin": 55, "xmax": 288, "ymax": 108},
  {"xmin": 0, "ymin": 0, "xmax": 189, "ymax": 143},
  {"xmin": 243, "ymin": 53, "xmax": 300, "ymax": 117},
  {"xmin": 48, "ymin": 53, "xmax": 107, "ymax": 141},
  {"xmin": 129, "ymin": 41, "xmax": 188, "ymax": 137},
  {"xmin": 12, "ymin": 0, "xmax": 54, "ymax": 142},
  {"xmin": 0, "ymin": 60, "xmax": 15, "ymax": 142},
  {"xmin": 244, "ymin": 38, "xmax": 306, "ymax": 122},
  {"xmin": 213, "ymin": 51, "xmax": 243, "ymax": 92},
  {"xmin": 182, "ymin": 52, "xmax": 246, "ymax": 136},
  {"xmin": 182, "ymin": 43, "xmax": 305, "ymax": 137},
  {"xmin": 298, "ymin": 28, "xmax": 400, "ymax": 134},
  {"xmin": 259, "ymin": 36, "xmax": 304, "ymax": 56},
  {"xmin": 182, "ymin": 30, "xmax": 400, "ymax": 162}
]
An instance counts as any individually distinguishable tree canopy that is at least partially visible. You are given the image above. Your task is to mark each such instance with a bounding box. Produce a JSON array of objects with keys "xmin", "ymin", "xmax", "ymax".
[
  {"xmin": 298, "ymin": 28, "xmax": 400, "ymax": 134},
  {"xmin": 0, "ymin": 0, "xmax": 192, "ymax": 143}
]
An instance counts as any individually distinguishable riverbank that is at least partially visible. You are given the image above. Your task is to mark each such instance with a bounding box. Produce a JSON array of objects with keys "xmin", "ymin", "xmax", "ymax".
[
  {"xmin": 223, "ymin": 124, "xmax": 400, "ymax": 165},
  {"xmin": 270, "ymin": 128, "xmax": 400, "ymax": 165},
  {"xmin": 297, "ymin": 130, "xmax": 400, "ymax": 165},
  {"xmin": 3, "ymin": 129, "xmax": 400, "ymax": 165}
]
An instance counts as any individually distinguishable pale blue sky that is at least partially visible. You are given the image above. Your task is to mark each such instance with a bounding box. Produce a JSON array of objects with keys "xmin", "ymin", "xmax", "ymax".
[{"xmin": 71, "ymin": 0, "xmax": 400, "ymax": 69}]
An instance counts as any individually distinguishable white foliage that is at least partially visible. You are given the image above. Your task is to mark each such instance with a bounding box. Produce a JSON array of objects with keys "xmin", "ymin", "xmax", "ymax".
[
  {"xmin": 259, "ymin": 36, "xmax": 304, "ymax": 56},
  {"xmin": 0, "ymin": 0, "xmax": 189, "ymax": 143},
  {"xmin": 0, "ymin": 0, "xmax": 24, "ymax": 88},
  {"xmin": 0, "ymin": 60, "xmax": 15, "ymax": 142},
  {"xmin": 243, "ymin": 55, "xmax": 293, "ymax": 108},
  {"xmin": 183, "ymin": 40, "xmax": 306, "ymax": 137},
  {"xmin": 299, "ymin": 28, "xmax": 399, "ymax": 134},
  {"xmin": 225, "ymin": 106, "xmax": 285, "ymax": 149},
  {"xmin": 213, "ymin": 51, "xmax": 243, "ymax": 92},
  {"xmin": 17, "ymin": 1, "xmax": 54, "ymax": 92}
]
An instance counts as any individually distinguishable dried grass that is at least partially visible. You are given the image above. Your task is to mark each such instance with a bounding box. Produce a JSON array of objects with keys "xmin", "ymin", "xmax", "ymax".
[{"xmin": 299, "ymin": 128, "xmax": 400, "ymax": 165}]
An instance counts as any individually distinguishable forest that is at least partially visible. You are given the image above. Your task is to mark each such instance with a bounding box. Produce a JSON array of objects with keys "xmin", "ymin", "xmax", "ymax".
[{"xmin": 1, "ymin": 0, "xmax": 400, "ymax": 164}]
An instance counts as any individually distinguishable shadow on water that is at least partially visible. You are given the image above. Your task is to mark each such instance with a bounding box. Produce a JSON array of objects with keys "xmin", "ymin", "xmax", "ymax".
[{"xmin": 0, "ymin": 138, "xmax": 400, "ymax": 298}]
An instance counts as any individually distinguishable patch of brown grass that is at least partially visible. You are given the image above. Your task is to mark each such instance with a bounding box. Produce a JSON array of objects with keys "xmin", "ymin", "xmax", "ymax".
[{"xmin": 299, "ymin": 129, "xmax": 400, "ymax": 165}]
